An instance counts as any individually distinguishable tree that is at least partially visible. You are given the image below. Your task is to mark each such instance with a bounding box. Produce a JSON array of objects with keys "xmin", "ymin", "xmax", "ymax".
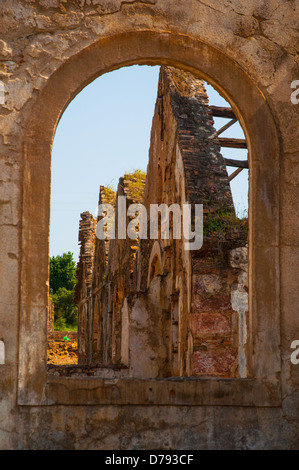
[
  {"xmin": 50, "ymin": 251, "xmax": 77, "ymax": 295},
  {"xmin": 51, "ymin": 287, "xmax": 78, "ymax": 327},
  {"xmin": 49, "ymin": 252, "xmax": 78, "ymax": 329}
]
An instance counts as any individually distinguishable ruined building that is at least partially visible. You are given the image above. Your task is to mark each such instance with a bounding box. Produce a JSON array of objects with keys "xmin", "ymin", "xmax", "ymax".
[
  {"xmin": 74, "ymin": 67, "xmax": 249, "ymax": 379},
  {"xmin": 1, "ymin": 0, "xmax": 298, "ymax": 449}
]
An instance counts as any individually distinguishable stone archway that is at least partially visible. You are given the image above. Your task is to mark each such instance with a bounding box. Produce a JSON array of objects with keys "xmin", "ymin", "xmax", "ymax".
[{"xmin": 18, "ymin": 30, "xmax": 280, "ymax": 406}]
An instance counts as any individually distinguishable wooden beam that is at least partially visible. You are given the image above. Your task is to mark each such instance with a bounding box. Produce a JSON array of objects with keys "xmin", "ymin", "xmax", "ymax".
[
  {"xmin": 219, "ymin": 137, "xmax": 247, "ymax": 149},
  {"xmin": 209, "ymin": 105, "xmax": 236, "ymax": 119},
  {"xmin": 217, "ymin": 118, "xmax": 237, "ymax": 136},
  {"xmin": 229, "ymin": 167, "xmax": 243, "ymax": 181},
  {"xmin": 224, "ymin": 158, "xmax": 248, "ymax": 169}
]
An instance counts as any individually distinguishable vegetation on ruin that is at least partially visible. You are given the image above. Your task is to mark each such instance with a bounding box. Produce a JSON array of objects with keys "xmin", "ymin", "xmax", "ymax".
[
  {"xmin": 102, "ymin": 184, "xmax": 116, "ymax": 206},
  {"xmin": 203, "ymin": 206, "xmax": 248, "ymax": 241},
  {"xmin": 49, "ymin": 252, "xmax": 78, "ymax": 330},
  {"xmin": 166, "ymin": 66, "xmax": 208, "ymax": 101},
  {"xmin": 123, "ymin": 169, "xmax": 146, "ymax": 203}
]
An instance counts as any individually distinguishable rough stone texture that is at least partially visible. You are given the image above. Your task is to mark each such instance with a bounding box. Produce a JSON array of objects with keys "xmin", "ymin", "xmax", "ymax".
[{"xmin": 0, "ymin": 0, "xmax": 298, "ymax": 450}]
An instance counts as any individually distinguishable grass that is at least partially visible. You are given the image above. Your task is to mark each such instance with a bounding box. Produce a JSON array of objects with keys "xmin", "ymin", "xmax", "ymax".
[{"xmin": 54, "ymin": 318, "xmax": 78, "ymax": 331}]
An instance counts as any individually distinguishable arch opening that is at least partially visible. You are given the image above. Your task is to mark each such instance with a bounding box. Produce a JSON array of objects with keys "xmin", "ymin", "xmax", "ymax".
[
  {"xmin": 18, "ymin": 31, "xmax": 280, "ymax": 405},
  {"xmin": 47, "ymin": 63, "xmax": 249, "ymax": 378}
]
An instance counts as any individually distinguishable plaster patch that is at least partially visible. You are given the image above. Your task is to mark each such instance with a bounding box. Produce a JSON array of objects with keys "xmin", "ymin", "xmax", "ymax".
[
  {"xmin": 0, "ymin": 340, "xmax": 5, "ymax": 364},
  {"xmin": 0, "ymin": 81, "xmax": 5, "ymax": 104}
]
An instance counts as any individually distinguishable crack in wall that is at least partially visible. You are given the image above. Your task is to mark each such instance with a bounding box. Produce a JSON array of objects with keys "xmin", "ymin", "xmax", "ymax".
[{"xmin": 79, "ymin": 0, "xmax": 157, "ymax": 17}]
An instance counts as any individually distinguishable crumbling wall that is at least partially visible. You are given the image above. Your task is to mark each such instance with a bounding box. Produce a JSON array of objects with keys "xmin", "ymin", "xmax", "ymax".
[
  {"xmin": 75, "ymin": 67, "xmax": 249, "ymax": 379},
  {"xmin": 75, "ymin": 211, "xmax": 97, "ymax": 363},
  {"xmin": 76, "ymin": 171, "xmax": 147, "ymax": 367},
  {"xmin": 140, "ymin": 67, "xmax": 249, "ymax": 378}
]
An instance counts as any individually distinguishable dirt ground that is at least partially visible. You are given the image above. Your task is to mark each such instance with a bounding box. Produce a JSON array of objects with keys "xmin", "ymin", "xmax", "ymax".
[{"xmin": 47, "ymin": 340, "xmax": 78, "ymax": 365}]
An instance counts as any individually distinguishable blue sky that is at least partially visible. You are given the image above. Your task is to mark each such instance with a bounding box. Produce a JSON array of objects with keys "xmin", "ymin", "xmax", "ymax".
[{"xmin": 50, "ymin": 65, "xmax": 248, "ymax": 262}]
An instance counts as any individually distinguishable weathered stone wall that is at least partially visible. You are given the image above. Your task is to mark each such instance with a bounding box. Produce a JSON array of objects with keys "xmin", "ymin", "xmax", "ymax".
[
  {"xmin": 76, "ymin": 172, "xmax": 146, "ymax": 367},
  {"xmin": 75, "ymin": 211, "xmax": 96, "ymax": 363},
  {"xmin": 75, "ymin": 67, "xmax": 249, "ymax": 380},
  {"xmin": 145, "ymin": 68, "xmax": 248, "ymax": 378},
  {"xmin": 47, "ymin": 299, "xmax": 54, "ymax": 338},
  {"xmin": 0, "ymin": 0, "xmax": 298, "ymax": 450}
]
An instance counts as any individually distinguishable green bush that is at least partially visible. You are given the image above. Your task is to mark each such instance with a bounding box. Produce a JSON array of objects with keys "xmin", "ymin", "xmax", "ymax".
[{"xmin": 54, "ymin": 316, "xmax": 67, "ymax": 331}]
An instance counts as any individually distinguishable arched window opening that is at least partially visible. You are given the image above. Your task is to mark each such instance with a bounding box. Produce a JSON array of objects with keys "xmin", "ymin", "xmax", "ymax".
[{"xmin": 47, "ymin": 64, "xmax": 249, "ymax": 380}]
